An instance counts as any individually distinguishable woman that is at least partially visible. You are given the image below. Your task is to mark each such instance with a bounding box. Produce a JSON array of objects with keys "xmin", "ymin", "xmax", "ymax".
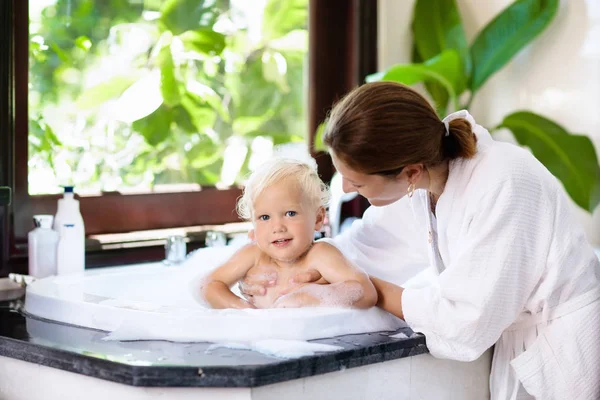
[{"xmin": 241, "ymin": 82, "xmax": 600, "ymax": 399}]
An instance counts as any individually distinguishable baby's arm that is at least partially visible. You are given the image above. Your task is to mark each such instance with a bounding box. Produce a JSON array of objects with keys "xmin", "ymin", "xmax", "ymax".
[
  {"xmin": 200, "ymin": 244, "xmax": 258, "ymax": 309},
  {"xmin": 275, "ymin": 242, "xmax": 378, "ymax": 309}
]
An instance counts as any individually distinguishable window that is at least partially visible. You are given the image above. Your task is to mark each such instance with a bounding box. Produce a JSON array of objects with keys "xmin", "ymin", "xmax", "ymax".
[
  {"xmin": 1, "ymin": 0, "xmax": 375, "ymax": 272},
  {"xmin": 28, "ymin": 0, "xmax": 310, "ymax": 196}
]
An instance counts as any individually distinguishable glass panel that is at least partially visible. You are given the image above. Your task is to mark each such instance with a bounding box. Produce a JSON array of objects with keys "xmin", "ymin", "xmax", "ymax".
[{"xmin": 28, "ymin": 0, "xmax": 308, "ymax": 195}]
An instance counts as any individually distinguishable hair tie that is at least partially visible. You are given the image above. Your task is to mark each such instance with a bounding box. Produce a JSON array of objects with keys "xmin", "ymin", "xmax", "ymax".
[{"xmin": 443, "ymin": 121, "xmax": 450, "ymax": 137}]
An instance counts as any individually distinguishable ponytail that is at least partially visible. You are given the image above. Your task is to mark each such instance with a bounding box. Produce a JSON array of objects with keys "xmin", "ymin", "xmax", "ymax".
[{"xmin": 443, "ymin": 118, "xmax": 477, "ymax": 160}]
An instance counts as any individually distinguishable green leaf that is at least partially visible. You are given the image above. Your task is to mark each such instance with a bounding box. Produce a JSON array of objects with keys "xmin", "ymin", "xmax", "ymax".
[
  {"xmin": 233, "ymin": 115, "xmax": 273, "ymax": 136},
  {"xmin": 263, "ymin": 0, "xmax": 308, "ymax": 40},
  {"xmin": 412, "ymin": 0, "xmax": 471, "ymax": 90},
  {"xmin": 189, "ymin": 141, "xmax": 222, "ymax": 169},
  {"xmin": 74, "ymin": 36, "xmax": 92, "ymax": 51},
  {"xmin": 113, "ymin": 71, "xmax": 163, "ymax": 123},
  {"xmin": 497, "ymin": 111, "xmax": 600, "ymax": 212},
  {"xmin": 44, "ymin": 123, "xmax": 61, "ymax": 147},
  {"xmin": 234, "ymin": 52, "xmax": 282, "ymax": 117},
  {"xmin": 190, "ymin": 158, "xmax": 222, "ymax": 185},
  {"xmin": 75, "ymin": 75, "xmax": 138, "ymax": 110},
  {"xmin": 49, "ymin": 41, "xmax": 70, "ymax": 63},
  {"xmin": 262, "ymin": 50, "xmax": 290, "ymax": 92},
  {"xmin": 172, "ymin": 105, "xmax": 198, "ymax": 134},
  {"xmin": 412, "ymin": 41, "xmax": 449, "ymax": 116},
  {"xmin": 366, "ymin": 50, "xmax": 461, "ymax": 111},
  {"xmin": 180, "ymin": 93, "xmax": 217, "ymax": 131},
  {"xmin": 180, "ymin": 29, "xmax": 226, "ymax": 56},
  {"xmin": 313, "ymin": 122, "xmax": 327, "ymax": 152},
  {"xmin": 160, "ymin": 0, "xmax": 223, "ymax": 35},
  {"xmin": 470, "ymin": 0, "xmax": 558, "ymax": 93},
  {"xmin": 157, "ymin": 44, "xmax": 182, "ymax": 107},
  {"xmin": 132, "ymin": 105, "xmax": 173, "ymax": 146},
  {"xmin": 186, "ymin": 80, "xmax": 229, "ymax": 122}
]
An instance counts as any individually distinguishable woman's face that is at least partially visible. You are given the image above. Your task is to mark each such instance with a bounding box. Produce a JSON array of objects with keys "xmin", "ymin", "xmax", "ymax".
[{"xmin": 331, "ymin": 152, "xmax": 410, "ymax": 207}]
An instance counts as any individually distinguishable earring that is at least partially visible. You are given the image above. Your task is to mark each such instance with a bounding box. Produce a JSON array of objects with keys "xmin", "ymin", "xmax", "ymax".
[{"xmin": 407, "ymin": 183, "xmax": 416, "ymax": 198}]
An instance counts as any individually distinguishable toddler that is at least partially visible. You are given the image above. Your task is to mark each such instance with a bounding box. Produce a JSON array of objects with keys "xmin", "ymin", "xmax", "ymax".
[{"xmin": 200, "ymin": 157, "xmax": 377, "ymax": 309}]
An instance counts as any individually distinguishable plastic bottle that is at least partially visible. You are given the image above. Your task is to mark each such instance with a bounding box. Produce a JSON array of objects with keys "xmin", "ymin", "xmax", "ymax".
[
  {"xmin": 28, "ymin": 215, "xmax": 59, "ymax": 278},
  {"xmin": 54, "ymin": 186, "xmax": 85, "ymax": 274}
]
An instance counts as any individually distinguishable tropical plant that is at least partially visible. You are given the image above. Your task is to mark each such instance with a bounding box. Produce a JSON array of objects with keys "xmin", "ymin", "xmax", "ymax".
[
  {"xmin": 318, "ymin": 0, "xmax": 600, "ymax": 213},
  {"xmin": 28, "ymin": 0, "xmax": 308, "ymax": 194}
]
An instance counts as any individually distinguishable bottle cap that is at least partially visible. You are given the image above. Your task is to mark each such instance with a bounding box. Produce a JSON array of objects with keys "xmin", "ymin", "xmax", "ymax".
[
  {"xmin": 63, "ymin": 186, "xmax": 74, "ymax": 193},
  {"xmin": 33, "ymin": 214, "xmax": 54, "ymax": 229}
]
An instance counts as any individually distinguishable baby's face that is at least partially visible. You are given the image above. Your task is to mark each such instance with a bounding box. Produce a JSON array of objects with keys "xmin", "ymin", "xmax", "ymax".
[{"xmin": 252, "ymin": 180, "xmax": 323, "ymax": 263}]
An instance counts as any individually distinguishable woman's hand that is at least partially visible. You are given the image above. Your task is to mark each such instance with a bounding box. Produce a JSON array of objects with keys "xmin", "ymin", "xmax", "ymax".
[
  {"xmin": 238, "ymin": 267, "xmax": 278, "ymax": 303},
  {"xmin": 239, "ymin": 267, "xmax": 325, "ymax": 303},
  {"xmin": 273, "ymin": 288, "xmax": 320, "ymax": 308}
]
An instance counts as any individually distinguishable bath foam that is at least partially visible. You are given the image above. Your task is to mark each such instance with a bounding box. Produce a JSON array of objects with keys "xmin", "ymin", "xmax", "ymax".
[
  {"xmin": 103, "ymin": 306, "xmax": 405, "ymax": 343},
  {"xmin": 26, "ymin": 243, "xmax": 406, "ymax": 352}
]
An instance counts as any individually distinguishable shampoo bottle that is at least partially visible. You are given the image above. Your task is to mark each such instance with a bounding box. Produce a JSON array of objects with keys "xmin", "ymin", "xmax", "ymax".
[
  {"xmin": 54, "ymin": 186, "xmax": 85, "ymax": 274},
  {"xmin": 28, "ymin": 215, "xmax": 59, "ymax": 278}
]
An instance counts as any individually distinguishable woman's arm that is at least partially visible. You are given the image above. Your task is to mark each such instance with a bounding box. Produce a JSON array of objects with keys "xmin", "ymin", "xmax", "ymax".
[
  {"xmin": 201, "ymin": 245, "xmax": 257, "ymax": 309},
  {"xmin": 370, "ymin": 276, "xmax": 405, "ymax": 319}
]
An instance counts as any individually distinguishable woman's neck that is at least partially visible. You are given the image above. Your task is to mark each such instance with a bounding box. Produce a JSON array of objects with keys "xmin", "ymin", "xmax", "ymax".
[{"xmin": 423, "ymin": 161, "xmax": 449, "ymax": 204}]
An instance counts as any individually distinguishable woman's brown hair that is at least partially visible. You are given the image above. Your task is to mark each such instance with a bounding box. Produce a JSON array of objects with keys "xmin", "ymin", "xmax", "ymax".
[{"xmin": 323, "ymin": 81, "xmax": 477, "ymax": 176}]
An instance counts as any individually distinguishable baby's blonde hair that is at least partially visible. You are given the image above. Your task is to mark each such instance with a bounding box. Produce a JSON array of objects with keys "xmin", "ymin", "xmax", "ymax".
[{"xmin": 236, "ymin": 157, "xmax": 330, "ymax": 221}]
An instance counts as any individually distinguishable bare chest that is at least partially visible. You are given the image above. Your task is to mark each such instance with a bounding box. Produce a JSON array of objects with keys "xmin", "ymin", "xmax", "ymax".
[{"xmin": 249, "ymin": 256, "xmax": 313, "ymax": 308}]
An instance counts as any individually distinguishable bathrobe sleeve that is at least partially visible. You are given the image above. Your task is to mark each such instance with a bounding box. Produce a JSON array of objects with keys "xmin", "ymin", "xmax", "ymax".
[
  {"xmin": 328, "ymin": 194, "xmax": 430, "ymax": 286},
  {"xmin": 402, "ymin": 177, "xmax": 553, "ymax": 362}
]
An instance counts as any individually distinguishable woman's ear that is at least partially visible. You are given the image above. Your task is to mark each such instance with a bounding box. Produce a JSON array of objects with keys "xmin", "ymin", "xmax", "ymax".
[
  {"xmin": 314, "ymin": 207, "xmax": 326, "ymax": 231},
  {"xmin": 401, "ymin": 164, "xmax": 425, "ymax": 184}
]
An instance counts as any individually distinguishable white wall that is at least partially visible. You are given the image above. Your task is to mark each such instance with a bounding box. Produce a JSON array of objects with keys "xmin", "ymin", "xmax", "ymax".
[{"xmin": 378, "ymin": 0, "xmax": 600, "ymax": 246}]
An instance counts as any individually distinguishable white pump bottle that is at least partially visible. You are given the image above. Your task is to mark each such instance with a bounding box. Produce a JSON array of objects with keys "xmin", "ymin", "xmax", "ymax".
[
  {"xmin": 28, "ymin": 214, "xmax": 59, "ymax": 278},
  {"xmin": 54, "ymin": 186, "xmax": 85, "ymax": 274}
]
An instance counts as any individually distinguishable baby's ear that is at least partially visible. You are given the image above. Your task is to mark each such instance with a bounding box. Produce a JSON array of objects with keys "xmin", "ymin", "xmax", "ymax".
[
  {"xmin": 247, "ymin": 229, "xmax": 255, "ymax": 241},
  {"xmin": 314, "ymin": 207, "xmax": 326, "ymax": 231}
]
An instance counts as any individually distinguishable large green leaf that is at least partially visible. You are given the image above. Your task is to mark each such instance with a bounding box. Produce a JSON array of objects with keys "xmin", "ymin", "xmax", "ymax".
[
  {"xmin": 75, "ymin": 75, "xmax": 138, "ymax": 110},
  {"xmin": 413, "ymin": 0, "xmax": 470, "ymax": 92},
  {"xmin": 411, "ymin": 43, "xmax": 448, "ymax": 117},
  {"xmin": 262, "ymin": 0, "xmax": 308, "ymax": 40},
  {"xmin": 497, "ymin": 111, "xmax": 600, "ymax": 212},
  {"xmin": 180, "ymin": 29, "xmax": 226, "ymax": 56},
  {"xmin": 366, "ymin": 50, "xmax": 462, "ymax": 111},
  {"xmin": 160, "ymin": 0, "xmax": 222, "ymax": 35},
  {"xmin": 470, "ymin": 0, "xmax": 558, "ymax": 93}
]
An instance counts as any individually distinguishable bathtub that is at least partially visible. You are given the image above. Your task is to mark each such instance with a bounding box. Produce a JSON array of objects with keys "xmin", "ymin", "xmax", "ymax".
[
  {"xmin": 16, "ymin": 245, "xmax": 492, "ymax": 400},
  {"xmin": 24, "ymin": 245, "xmax": 406, "ymax": 344}
]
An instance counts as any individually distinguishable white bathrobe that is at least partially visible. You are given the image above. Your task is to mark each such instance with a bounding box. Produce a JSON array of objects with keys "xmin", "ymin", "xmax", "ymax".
[{"xmin": 331, "ymin": 111, "xmax": 600, "ymax": 400}]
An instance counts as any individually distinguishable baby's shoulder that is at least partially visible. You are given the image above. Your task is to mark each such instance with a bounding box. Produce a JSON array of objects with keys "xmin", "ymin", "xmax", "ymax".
[
  {"xmin": 230, "ymin": 242, "xmax": 262, "ymax": 264},
  {"xmin": 307, "ymin": 240, "xmax": 343, "ymax": 260}
]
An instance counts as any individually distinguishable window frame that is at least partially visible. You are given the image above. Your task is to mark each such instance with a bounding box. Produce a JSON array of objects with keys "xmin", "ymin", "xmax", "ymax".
[{"xmin": 0, "ymin": 0, "xmax": 376, "ymax": 275}]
